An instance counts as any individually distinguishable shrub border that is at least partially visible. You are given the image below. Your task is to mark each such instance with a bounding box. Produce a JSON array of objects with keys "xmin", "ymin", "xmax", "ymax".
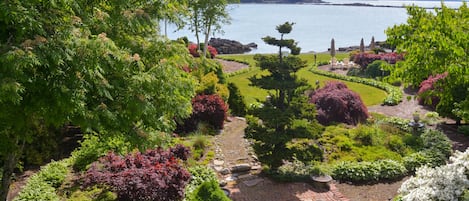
[{"xmin": 309, "ymin": 67, "xmax": 402, "ymax": 106}]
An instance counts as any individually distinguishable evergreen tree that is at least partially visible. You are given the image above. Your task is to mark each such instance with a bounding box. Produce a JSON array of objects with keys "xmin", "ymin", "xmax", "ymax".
[
  {"xmin": 227, "ymin": 83, "xmax": 247, "ymax": 117},
  {"xmin": 245, "ymin": 22, "xmax": 323, "ymax": 169}
]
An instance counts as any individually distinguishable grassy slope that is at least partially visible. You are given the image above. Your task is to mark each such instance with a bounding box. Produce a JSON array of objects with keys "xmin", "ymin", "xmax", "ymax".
[{"xmin": 220, "ymin": 53, "xmax": 386, "ymax": 106}]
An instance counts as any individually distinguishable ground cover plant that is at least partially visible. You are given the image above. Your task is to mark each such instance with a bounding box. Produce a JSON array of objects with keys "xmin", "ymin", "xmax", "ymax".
[{"xmin": 324, "ymin": 123, "xmax": 452, "ymax": 183}]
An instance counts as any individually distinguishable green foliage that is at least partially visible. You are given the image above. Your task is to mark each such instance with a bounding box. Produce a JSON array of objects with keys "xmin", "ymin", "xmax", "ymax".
[
  {"xmin": 310, "ymin": 68, "xmax": 402, "ymax": 105},
  {"xmin": 421, "ymin": 129, "xmax": 452, "ymax": 159},
  {"xmin": 187, "ymin": 180, "xmax": 230, "ymax": 201},
  {"xmin": 227, "ymin": 82, "xmax": 247, "ymax": 116},
  {"xmin": 71, "ymin": 133, "xmax": 132, "ymax": 171},
  {"xmin": 68, "ymin": 187, "xmax": 117, "ymax": 201},
  {"xmin": 184, "ymin": 166, "xmax": 227, "ymax": 200},
  {"xmin": 286, "ymin": 138, "xmax": 323, "ymax": 162},
  {"xmin": 13, "ymin": 175, "xmax": 60, "ymax": 201},
  {"xmin": 460, "ymin": 189, "xmax": 469, "ymax": 201},
  {"xmin": 14, "ymin": 159, "xmax": 71, "ymax": 201},
  {"xmin": 364, "ymin": 60, "xmax": 390, "ymax": 78},
  {"xmin": 402, "ymin": 152, "xmax": 431, "ymax": 172},
  {"xmin": 386, "ymin": 3, "xmax": 469, "ymax": 119},
  {"xmin": 332, "ymin": 159, "xmax": 407, "ymax": 182},
  {"xmin": 274, "ymin": 160, "xmax": 325, "ymax": 182},
  {"xmin": 458, "ymin": 125, "xmax": 469, "ymax": 136},
  {"xmin": 185, "ymin": 166, "xmax": 219, "ymax": 199},
  {"xmin": 0, "ymin": 0, "xmax": 196, "ymax": 199}
]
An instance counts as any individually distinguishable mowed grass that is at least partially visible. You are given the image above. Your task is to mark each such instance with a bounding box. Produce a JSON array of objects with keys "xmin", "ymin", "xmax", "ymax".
[{"xmin": 220, "ymin": 53, "xmax": 386, "ymax": 106}]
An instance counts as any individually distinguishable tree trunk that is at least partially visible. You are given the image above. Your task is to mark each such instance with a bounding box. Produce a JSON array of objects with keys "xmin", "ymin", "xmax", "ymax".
[
  {"xmin": 1, "ymin": 152, "xmax": 17, "ymax": 201},
  {"xmin": 203, "ymin": 18, "xmax": 212, "ymax": 58}
]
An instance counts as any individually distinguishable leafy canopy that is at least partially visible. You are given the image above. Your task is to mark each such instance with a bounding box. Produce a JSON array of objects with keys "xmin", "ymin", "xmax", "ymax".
[
  {"xmin": 386, "ymin": 3, "xmax": 469, "ymax": 120},
  {"xmin": 0, "ymin": 0, "xmax": 195, "ymax": 199}
]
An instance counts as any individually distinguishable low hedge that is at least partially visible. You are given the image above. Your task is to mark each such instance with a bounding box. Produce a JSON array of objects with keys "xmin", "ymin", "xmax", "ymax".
[
  {"xmin": 310, "ymin": 68, "xmax": 402, "ymax": 105},
  {"xmin": 332, "ymin": 159, "xmax": 407, "ymax": 182},
  {"xmin": 14, "ymin": 159, "xmax": 71, "ymax": 201}
]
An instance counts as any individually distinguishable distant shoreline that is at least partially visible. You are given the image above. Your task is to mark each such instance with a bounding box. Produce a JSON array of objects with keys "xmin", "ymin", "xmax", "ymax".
[{"xmin": 234, "ymin": 2, "xmax": 450, "ymax": 9}]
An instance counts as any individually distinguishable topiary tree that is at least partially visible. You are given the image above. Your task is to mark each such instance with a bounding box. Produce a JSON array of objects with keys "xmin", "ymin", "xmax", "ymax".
[
  {"xmin": 310, "ymin": 81, "xmax": 369, "ymax": 125},
  {"xmin": 370, "ymin": 36, "xmax": 376, "ymax": 50},
  {"xmin": 360, "ymin": 38, "xmax": 365, "ymax": 53},
  {"xmin": 245, "ymin": 22, "xmax": 323, "ymax": 169}
]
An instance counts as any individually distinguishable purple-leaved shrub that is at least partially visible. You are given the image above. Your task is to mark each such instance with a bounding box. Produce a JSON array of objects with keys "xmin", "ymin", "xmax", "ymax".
[
  {"xmin": 310, "ymin": 81, "xmax": 369, "ymax": 125},
  {"xmin": 83, "ymin": 145, "xmax": 191, "ymax": 201}
]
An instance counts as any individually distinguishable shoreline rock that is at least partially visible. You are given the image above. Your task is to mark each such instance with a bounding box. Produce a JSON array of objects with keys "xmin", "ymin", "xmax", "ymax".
[{"xmin": 209, "ymin": 38, "xmax": 257, "ymax": 54}]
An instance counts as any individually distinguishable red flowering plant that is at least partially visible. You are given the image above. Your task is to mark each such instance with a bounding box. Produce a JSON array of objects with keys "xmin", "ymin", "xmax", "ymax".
[{"xmin": 188, "ymin": 43, "xmax": 217, "ymax": 58}]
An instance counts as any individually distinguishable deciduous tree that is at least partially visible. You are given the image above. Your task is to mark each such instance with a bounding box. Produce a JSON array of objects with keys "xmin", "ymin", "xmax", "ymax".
[
  {"xmin": 386, "ymin": 3, "xmax": 469, "ymax": 122},
  {"xmin": 186, "ymin": 0, "xmax": 239, "ymax": 57},
  {"xmin": 0, "ymin": 1, "xmax": 195, "ymax": 199}
]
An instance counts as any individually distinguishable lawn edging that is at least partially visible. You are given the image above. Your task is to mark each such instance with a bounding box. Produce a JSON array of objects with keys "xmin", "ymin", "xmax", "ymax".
[{"xmin": 309, "ymin": 67, "xmax": 402, "ymax": 106}]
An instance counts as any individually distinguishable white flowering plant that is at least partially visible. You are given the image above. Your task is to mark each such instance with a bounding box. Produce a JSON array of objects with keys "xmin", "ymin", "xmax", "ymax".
[{"xmin": 397, "ymin": 149, "xmax": 469, "ymax": 201}]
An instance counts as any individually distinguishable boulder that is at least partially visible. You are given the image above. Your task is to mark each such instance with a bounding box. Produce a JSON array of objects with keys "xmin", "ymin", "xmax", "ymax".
[
  {"xmin": 209, "ymin": 38, "xmax": 256, "ymax": 54},
  {"xmin": 230, "ymin": 163, "xmax": 251, "ymax": 173}
]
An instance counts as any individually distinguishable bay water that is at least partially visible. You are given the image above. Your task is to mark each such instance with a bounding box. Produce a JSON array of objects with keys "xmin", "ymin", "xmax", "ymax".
[{"xmin": 166, "ymin": 1, "xmax": 464, "ymax": 53}]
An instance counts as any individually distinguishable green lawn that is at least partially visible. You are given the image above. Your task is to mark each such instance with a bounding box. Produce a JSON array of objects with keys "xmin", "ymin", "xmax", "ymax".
[{"xmin": 220, "ymin": 53, "xmax": 386, "ymax": 106}]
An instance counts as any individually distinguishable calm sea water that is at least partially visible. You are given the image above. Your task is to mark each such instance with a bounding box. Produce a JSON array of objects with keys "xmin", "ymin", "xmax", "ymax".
[{"xmin": 166, "ymin": 1, "xmax": 464, "ymax": 53}]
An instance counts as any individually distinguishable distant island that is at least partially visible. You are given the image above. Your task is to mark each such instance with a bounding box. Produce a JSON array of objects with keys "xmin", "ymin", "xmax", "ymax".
[
  {"xmin": 238, "ymin": 0, "xmax": 443, "ymax": 9},
  {"xmin": 240, "ymin": 0, "xmax": 326, "ymax": 3}
]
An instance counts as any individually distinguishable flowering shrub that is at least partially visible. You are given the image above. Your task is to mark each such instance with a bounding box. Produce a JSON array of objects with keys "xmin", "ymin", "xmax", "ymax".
[
  {"xmin": 418, "ymin": 72, "xmax": 448, "ymax": 108},
  {"xmin": 83, "ymin": 145, "xmax": 191, "ymax": 201},
  {"xmin": 353, "ymin": 52, "xmax": 404, "ymax": 68},
  {"xmin": 188, "ymin": 44, "xmax": 217, "ymax": 58},
  {"xmin": 398, "ymin": 149, "xmax": 469, "ymax": 201},
  {"xmin": 310, "ymin": 81, "xmax": 369, "ymax": 125}
]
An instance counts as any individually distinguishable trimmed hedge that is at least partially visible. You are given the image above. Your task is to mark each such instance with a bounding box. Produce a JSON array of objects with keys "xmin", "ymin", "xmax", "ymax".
[
  {"xmin": 332, "ymin": 160, "xmax": 407, "ymax": 182},
  {"xmin": 310, "ymin": 68, "xmax": 402, "ymax": 105}
]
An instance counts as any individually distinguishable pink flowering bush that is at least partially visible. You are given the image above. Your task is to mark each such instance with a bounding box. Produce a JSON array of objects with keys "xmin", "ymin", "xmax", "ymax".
[{"xmin": 417, "ymin": 72, "xmax": 448, "ymax": 108}]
